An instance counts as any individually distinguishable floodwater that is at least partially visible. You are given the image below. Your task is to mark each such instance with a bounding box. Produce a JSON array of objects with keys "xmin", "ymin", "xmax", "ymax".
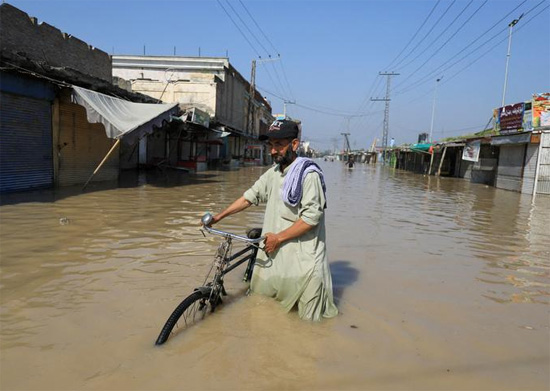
[{"xmin": 1, "ymin": 162, "xmax": 549, "ymax": 391}]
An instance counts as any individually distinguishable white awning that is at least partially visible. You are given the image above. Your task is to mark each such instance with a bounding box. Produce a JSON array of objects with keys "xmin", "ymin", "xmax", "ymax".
[{"xmin": 72, "ymin": 86, "xmax": 179, "ymax": 145}]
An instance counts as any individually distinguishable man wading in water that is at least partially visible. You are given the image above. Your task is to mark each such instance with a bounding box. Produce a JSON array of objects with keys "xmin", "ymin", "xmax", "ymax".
[{"xmin": 207, "ymin": 120, "xmax": 338, "ymax": 321}]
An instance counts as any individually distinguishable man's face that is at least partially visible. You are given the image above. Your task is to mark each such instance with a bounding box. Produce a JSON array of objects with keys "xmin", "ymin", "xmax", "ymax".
[{"xmin": 268, "ymin": 138, "xmax": 296, "ymax": 166}]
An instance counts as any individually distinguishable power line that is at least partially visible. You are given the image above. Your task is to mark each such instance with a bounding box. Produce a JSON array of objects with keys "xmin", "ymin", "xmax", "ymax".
[
  {"xmin": 396, "ymin": 0, "xmax": 544, "ymax": 95},
  {"xmin": 394, "ymin": 0, "xmax": 488, "ymax": 92},
  {"xmin": 219, "ymin": 0, "xmax": 295, "ymax": 103},
  {"xmin": 237, "ymin": 0, "xmax": 278, "ymax": 54},
  {"xmin": 278, "ymin": 57, "xmax": 295, "ymax": 100},
  {"xmin": 398, "ymin": 0, "xmax": 473, "ymax": 70},
  {"xmin": 396, "ymin": 0, "xmax": 531, "ymax": 94},
  {"xmin": 257, "ymin": 85, "xmax": 384, "ymax": 118},
  {"xmin": 441, "ymin": 4, "xmax": 549, "ymax": 86},
  {"xmin": 223, "ymin": 0, "xmax": 270, "ymax": 57},
  {"xmin": 259, "ymin": 61, "xmax": 288, "ymax": 101},
  {"xmin": 393, "ymin": 0, "xmax": 456, "ymax": 69},
  {"xmin": 216, "ymin": 0, "xmax": 261, "ymax": 58},
  {"xmin": 385, "ymin": 0, "xmax": 441, "ymax": 69}
]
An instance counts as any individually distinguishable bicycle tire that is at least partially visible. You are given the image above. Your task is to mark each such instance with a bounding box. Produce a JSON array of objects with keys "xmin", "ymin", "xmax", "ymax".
[{"xmin": 155, "ymin": 288, "xmax": 218, "ymax": 345}]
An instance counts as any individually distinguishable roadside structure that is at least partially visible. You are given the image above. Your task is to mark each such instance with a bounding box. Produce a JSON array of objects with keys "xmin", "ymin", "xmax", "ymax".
[
  {"xmin": 112, "ymin": 55, "xmax": 274, "ymax": 170},
  {"xmin": 0, "ymin": 3, "xmax": 179, "ymax": 192},
  {"xmin": 392, "ymin": 93, "xmax": 550, "ymax": 196}
]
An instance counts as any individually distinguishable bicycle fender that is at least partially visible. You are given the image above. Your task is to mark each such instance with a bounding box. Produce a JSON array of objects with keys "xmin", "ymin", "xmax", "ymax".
[{"xmin": 194, "ymin": 286, "xmax": 212, "ymax": 296}]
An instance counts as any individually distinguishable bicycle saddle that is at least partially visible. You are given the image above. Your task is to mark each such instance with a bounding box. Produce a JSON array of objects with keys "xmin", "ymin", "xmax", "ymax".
[{"xmin": 246, "ymin": 228, "xmax": 262, "ymax": 239}]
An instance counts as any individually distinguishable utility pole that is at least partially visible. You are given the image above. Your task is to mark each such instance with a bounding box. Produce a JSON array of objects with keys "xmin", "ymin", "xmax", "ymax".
[
  {"xmin": 283, "ymin": 100, "xmax": 296, "ymax": 118},
  {"xmin": 429, "ymin": 76, "xmax": 443, "ymax": 143},
  {"xmin": 247, "ymin": 59, "xmax": 256, "ymax": 135},
  {"xmin": 501, "ymin": 14, "xmax": 523, "ymax": 108},
  {"xmin": 371, "ymin": 71, "xmax": 399, "ymax": 165},
  {"xmin": 341, "ymin": 132, "xmax": 351, "ymax": 163}
]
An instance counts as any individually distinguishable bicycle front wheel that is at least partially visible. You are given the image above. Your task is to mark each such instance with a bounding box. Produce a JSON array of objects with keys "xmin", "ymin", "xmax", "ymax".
[{"xmin": 155, "ymin": 288, "xmax": 217, "ymax": 345}]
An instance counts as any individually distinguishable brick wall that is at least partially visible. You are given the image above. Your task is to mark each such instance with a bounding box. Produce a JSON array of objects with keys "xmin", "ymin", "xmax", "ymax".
[{"xmin": 0, "ymin": 3, "xmax": 111, "ymax": 81}]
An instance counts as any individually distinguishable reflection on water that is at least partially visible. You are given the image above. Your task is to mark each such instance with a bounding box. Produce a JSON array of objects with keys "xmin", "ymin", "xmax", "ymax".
[{"xmin": 1, "ymin": 163, "xmax": 549, "ymax": 390}]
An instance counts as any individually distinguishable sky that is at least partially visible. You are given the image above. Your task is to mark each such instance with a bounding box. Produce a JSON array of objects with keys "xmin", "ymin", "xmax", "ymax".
[{"xmin": 7, "ymin": 0, "xmax": 550, "ymax": 152}]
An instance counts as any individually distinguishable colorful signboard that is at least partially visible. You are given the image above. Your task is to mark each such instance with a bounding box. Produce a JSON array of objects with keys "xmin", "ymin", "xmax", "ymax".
[
  {"xmin": 532, "ymin": 93, "xmax": 550, "ymax": 127},
  {"xmin": 493, "ymin": 93, "xmax": 550, "ymax": 134},
  {"xmin": 499, "ymin": 103, "xmax": 525, "ymax": 134}
]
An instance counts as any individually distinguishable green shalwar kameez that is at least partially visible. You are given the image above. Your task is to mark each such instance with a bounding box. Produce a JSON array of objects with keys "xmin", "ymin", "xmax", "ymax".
[{"xmin": 243, "ymin": 161, "xmax": 339, "ymax": 321}]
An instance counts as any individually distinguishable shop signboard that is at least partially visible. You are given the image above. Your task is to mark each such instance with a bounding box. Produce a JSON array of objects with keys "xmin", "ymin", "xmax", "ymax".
[
  {"xmin": 462, "ymin": 140, "xmax": 481, "ymax": 162},
  {"xmin": 498, "ymin": 103, "xmax": 525, "ymax": 134},
  {"xmin": 532, "ymin": 93, "xmax": 550, "ymax": 128},
  {"xmin": 191, "ymin": 107, "xmax": 210, "ymax": 128}
]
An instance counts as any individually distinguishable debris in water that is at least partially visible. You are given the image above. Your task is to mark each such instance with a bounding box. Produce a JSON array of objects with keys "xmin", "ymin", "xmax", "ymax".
[{"xmin": 59, "ymin": 217, "xmax": 70, "ymax": 225}]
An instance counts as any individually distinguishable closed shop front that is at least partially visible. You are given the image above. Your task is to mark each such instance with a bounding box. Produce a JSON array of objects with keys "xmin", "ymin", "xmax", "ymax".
[
  {"xmin": 492, "ymin": 132, "xmax": 531, "ymax": 193},
  {"xmin": 0, "ymin": 72, "xmax": 55, "ymax": 192},
  {"xmin": 496, "ymin": 144, "xmax": 526, "ymax": 192},
  {"xmin": 57, "ymin": 100, "xmax": 119, "ymax": 186}
]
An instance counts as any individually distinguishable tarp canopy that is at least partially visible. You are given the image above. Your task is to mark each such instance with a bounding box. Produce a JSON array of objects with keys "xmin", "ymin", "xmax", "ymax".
[
  {"xmin": 410, "ymin": 143, "xmax": 432, "ymax": 152},
  {"xmin": 72, "ymin": 86, "xmax": 179, "ymax": 145}
]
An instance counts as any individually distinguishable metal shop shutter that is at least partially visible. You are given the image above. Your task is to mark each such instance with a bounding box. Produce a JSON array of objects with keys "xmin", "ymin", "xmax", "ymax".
[
  {"xmin": 496, "ymin": 144, "xmax": 526, "ymax": 192},
  {"xmin": 58, "ymin": 102, "xmax": 119, "ymax": 187},
  {"xmin": 0, "ymin": 92, "xmax": 53, "ymax": 192}
]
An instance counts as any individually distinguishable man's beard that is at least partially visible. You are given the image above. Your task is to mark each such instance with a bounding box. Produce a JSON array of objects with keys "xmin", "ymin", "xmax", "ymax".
[{"xmin": 273, "ymin": 146, "xmax": 293, "ymax": 167}]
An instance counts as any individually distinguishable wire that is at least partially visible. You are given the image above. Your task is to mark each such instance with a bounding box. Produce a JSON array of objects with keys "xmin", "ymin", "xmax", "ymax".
[
  {"xmin": 385, "ymin": 0, "xmax": 441, "ymax": 70},
  {"xmin": 278, "ymin": 56, "xmax": 295, "ymax": 100},
  {"xmin": 397, "ymin": 0, "xmax": 545, "ymax": 95},
  {"xmin": 223, "ymin": 0, "xmax": 270, "ymax": 57},
  {"xmin": 395, "ymin": 0, "xmax": 530, "ymax": 94},
  {"xmin": 257, "ymin": 85, "xmax": 384, "ymax": 118},
  {"xmin": 259, "ymin": 61, "xmax": 287, "ymax": 100},
  {"xmin": 441, "ymin": 4, "xmax": 549, "ymax": 86},
  {"xmin": 216, "ymin": 0, "xmax": 261, "ymax": 58},
  {"xmin": 394, "ymin": 0, "xmax": 488, "ymax": 91},
  {"xmin": 398, "ymin": 0, "xmax": 473, "ymax": 70},
  {"xmin": 393, "ymin": 0, "xmax": 456, "ymax": 69},
  {"xmin": 237, "ymin": 0, "xmax": 278, "ymax": 54}
]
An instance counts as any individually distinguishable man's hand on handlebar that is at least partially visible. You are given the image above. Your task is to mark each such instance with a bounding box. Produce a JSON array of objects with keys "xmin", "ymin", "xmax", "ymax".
[
  {"xmin": 263, "ymin": 233, "xmax": 282, "ymax": 255},
  {"xmin": 200, "ymin": 213, "xmax": 222, "ymax": 227}
]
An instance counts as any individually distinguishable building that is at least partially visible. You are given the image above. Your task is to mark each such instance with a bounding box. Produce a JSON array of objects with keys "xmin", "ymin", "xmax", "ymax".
[
  {"xmin": 0, "ymin": 4, "xmax": 178, "ymax": 192},
  {"xmin": 393, "ymin": 94, "xmax": 550, "ymax": 196},
  {"xmin": 112, "ymin": 55, "xmax": 274, "ymax": 169}
]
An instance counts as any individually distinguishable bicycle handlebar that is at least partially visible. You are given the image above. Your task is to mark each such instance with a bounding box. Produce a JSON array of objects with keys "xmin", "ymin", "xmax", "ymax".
[{"xmin": 201, "ymin": 213, "xmax": 265, "ymax": 244}]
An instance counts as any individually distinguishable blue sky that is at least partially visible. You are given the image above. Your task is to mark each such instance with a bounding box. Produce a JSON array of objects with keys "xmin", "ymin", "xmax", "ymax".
[{"xmin": 8, "ymin": 0, "xmax": 550, "ymax": 151}]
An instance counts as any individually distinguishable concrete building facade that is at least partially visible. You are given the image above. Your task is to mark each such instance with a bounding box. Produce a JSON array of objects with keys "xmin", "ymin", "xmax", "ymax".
[{"xmin": 112, "ymin": 55, "xmax": 274, "ymax": 166}]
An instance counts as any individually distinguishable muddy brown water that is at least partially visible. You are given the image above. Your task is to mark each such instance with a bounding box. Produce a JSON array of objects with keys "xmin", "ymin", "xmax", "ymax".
[{"xmin": 1, "ymin": 162, "xmax": 549, "ymax": 390}]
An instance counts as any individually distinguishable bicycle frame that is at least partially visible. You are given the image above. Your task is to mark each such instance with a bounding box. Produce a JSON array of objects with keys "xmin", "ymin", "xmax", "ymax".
[
  {"xmin": 202, "ymin": 221, "xmax": 264, "ymax": 285},
  {"xmin": 154, "ymin": 215, "xmax": 264, "ymax": 345}
]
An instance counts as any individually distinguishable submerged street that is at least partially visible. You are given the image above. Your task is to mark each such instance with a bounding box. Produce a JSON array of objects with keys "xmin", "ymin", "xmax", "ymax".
[{"xmin": 1, "ymin": 162, "xmax": 549, "ymax": 390}]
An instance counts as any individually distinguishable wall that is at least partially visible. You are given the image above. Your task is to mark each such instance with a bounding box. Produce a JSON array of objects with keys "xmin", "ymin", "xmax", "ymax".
[
  {"xmin": 216, "ymin": 69, "xmax": 248, "ymax": 132},
  {"xmin": 0, "ymin": 4, "xmax": 111, "ymax": 81},
  {"xmin": 520, "ymin": 143, "xmax": 539, "ymax": 194},
  {"xmin": 56, "ymin": 100, "xmax": 119, "ymax": 186},
  {"xmin": 535, "ymin": 132, "xmax": 550, "ymax": 194},
  {"xmin": 112, "ymin": 56, "xmax": 262, "ymax": 134}
]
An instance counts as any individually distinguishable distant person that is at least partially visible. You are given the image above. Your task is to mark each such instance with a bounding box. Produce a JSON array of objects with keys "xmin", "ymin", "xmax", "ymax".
[
  {"xmin": 206, "ymin": 120, "xmax": 338, "ymax": 321},
  {"xmin": 347, "ymin": 156, "xmax": 355, "ymax": 168}
]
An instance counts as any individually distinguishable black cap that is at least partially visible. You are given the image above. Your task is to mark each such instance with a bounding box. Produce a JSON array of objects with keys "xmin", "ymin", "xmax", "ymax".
[{"xmin": 259, "ymin": 119, "xmax": 299, "ymax": 141}]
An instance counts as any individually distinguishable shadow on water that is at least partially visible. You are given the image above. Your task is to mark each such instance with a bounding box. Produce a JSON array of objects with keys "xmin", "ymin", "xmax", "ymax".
[
  {"xmin": 0, "ymin": 168, "xmax": 220, "ymax": 206},
  {"xmin": 329, "ymin": 260, "xmax": 359, "ymax": 306}
]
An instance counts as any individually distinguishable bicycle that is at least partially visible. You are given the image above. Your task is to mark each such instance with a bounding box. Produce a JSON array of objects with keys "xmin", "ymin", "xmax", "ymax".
[{"xmin": 155, "ymin": 213, "xmax": 264, "ymax": 345}]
